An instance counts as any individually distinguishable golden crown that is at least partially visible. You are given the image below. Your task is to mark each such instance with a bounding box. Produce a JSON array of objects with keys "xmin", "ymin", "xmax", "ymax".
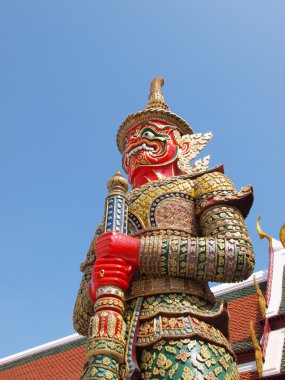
[{"xmin": 116, "ymin": 76, "xmax": 193, "ymax": 152}]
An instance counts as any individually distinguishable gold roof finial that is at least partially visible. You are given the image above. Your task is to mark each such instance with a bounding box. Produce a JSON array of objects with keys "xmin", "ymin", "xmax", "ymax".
[
  {"xmin": 146, "ymin": 76, "xmax": 169, "ymax": 110},
  {"xmin": 253, "ymin": 275, "xmax": 267, "ymax": 318},
  {"xmin": 250, "ymin": 321, "xmax": 263, "ymax": 378},
  {"xmin": 256, "ymin": 216, "xmax": 272, "ymax": 242}
]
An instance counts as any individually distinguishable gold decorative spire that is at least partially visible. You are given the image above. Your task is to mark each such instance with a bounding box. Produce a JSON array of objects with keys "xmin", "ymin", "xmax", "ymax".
[
  {"xmin": 250, "ymin": 321, "xmax": 263, "ymax": 378},
  {"xmin": 256, "ymin": 216, "xmax": 272, "ymax": 243},
  {"xmin": 145, "ymin": 76, "xmax": 169, "ymax": 110},
  {"xmin": 107, "ymin": 170, "xmax": 129, "ymax": 196},
  {"xmin": 253, "ymin": 275, "xmax": 267, "ymax": 318}
]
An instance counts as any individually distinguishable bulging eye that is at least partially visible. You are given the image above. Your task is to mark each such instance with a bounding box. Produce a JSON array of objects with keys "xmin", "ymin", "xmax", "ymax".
[{"xmin": 142, "ymin": 130, "xmax": 155, "ymax": 139}]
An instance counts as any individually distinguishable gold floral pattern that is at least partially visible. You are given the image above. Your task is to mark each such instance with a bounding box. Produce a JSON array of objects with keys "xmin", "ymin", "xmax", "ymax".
[{"xmin": 139, "ymin": 339, "xmax": 239, "ymax": 380}]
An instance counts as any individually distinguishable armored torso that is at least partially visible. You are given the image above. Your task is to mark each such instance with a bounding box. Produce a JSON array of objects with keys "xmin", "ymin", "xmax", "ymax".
[
  {"xmin": 124, "ymin": 173, "xmax": 240, "ymax": 380},
  {"xmin": 128, "ymin": 175, "xmax": 200, "ymax": 236},
  {"xmin": 125, "ymin": 174, "xmax": 215, "ymax": 303}
]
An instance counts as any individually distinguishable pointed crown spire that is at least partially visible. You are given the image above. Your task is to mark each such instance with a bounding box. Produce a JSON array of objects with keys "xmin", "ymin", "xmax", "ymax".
[
  {"xmin": 116, "ymin": 76, "xmax": 193, "ymax": 152},
  {"xmin": 146, "ymin": 76, "xmax": 169, "ymax": 110}
]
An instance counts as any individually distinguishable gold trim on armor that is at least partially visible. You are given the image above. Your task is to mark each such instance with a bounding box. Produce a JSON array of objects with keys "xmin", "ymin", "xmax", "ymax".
[
  {"xmin": 134, "ymin": 227, "xmax": 195, "ymax": 237},
  {"xmin": 136, "ymin": 315, "xmax": 234, "ymax": 356},
  {"xmin": 126, "ymin": 277, "xmax": 215, "ymax": 304}
]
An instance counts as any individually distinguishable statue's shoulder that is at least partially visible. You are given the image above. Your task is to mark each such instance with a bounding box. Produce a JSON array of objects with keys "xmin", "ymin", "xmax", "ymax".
[
  {"xmin": 194, "ymin": 167, "xmax": 236, "ymax": 196},
  {"xmin": 193, "ymin": 166, "xmax": 253, "ymax": 218}
]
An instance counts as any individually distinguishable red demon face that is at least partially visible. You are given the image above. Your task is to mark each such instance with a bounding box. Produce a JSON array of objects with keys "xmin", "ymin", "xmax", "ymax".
[{"xmin": 122, "ymin": 120, "xmax": 179, "ymax": 184}]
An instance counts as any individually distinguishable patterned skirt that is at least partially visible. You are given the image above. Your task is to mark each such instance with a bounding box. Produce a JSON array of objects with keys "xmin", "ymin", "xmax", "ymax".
[{"xmin": 124, "ymin": 293, "xmax": 239, "ymax": 380}]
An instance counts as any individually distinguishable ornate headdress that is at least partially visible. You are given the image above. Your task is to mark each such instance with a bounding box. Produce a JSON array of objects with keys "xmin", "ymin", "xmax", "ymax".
[{"xmin": 116, "ymin": 77, "xmax": 212, "ymax": 175}]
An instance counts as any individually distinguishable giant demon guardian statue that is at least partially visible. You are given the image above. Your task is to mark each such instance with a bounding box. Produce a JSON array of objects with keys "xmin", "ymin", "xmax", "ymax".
[{"xmin": 74, "ymin": 77, "xmax": 255, "ymax": 380}]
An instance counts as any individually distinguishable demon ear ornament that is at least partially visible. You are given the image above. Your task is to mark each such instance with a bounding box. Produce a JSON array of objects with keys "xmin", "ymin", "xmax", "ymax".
[{"xmin": 174, "ymin": 130, "xmax": 213, "ymax": 175}]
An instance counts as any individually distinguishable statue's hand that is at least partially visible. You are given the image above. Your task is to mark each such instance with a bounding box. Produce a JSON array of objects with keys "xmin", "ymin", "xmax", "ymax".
[
  {"xmin": 89, "ymin": 232, "xmax": 140, "ymax": 301},
  {"xmin": 95, "ymin": 231, "xmax": 140, "ymax": 268},
  {"xmin": 89, "ymin": 257, "xmax": 136, "ymax": 301}
]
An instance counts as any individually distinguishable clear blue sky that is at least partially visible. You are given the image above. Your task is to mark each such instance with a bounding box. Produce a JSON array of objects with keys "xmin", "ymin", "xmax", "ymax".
[{"xmin": 1, "ymin": 1, "xmax": 284, "ymax": 357}]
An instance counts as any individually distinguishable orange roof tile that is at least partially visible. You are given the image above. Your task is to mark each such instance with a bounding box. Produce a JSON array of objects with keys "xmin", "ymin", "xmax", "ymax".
[
  {"xmin": 0, "ymin": 345, "xmax": 85, "ymax": 380},
  {"xmin": 228, "ymin": 293, "xmax": 264, "ymax": 345},
  {"xmin": 240, "ymin": 371, "xmax": 259, "ymax": 380}
]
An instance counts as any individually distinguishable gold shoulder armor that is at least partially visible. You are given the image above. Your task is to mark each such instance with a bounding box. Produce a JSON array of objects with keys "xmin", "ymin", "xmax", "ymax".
[
  {"xmin": 195, "ymin": 171, "xmax": 253, "ymax": 218},
  {"xmin": 195, "ymin": 172, "xmax": 236, "ymax": 197}
]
